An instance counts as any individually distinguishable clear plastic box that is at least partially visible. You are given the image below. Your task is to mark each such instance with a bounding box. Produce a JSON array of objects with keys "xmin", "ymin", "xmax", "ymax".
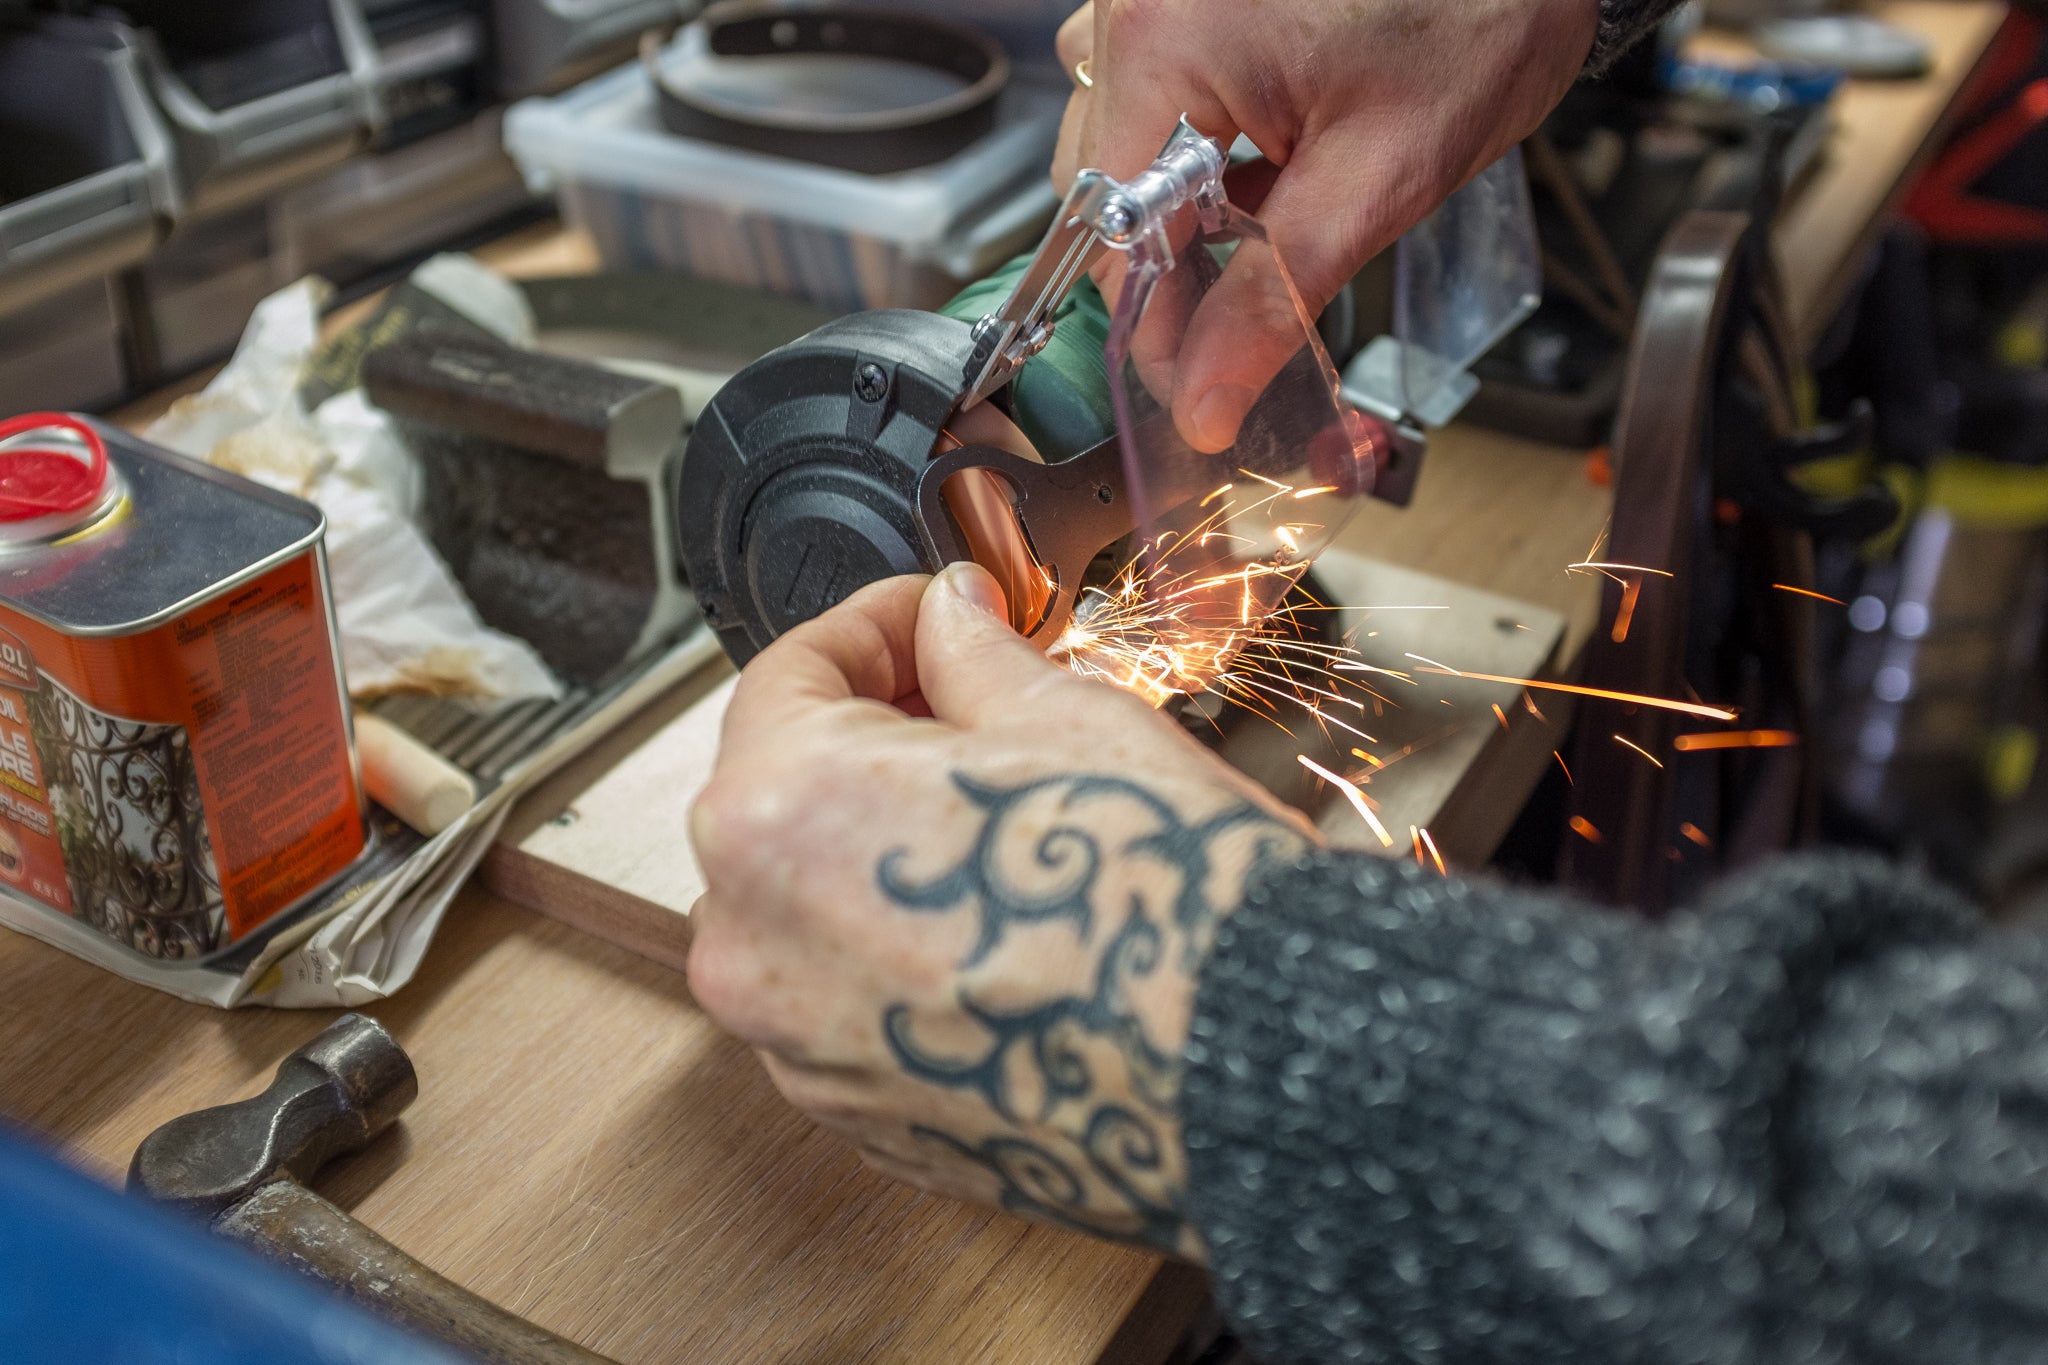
[{"xmin": 503, "ymin": 54, "xmax": 1064, "ymax": 313}]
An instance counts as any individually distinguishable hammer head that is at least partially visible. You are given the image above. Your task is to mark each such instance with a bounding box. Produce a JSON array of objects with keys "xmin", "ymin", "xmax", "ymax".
[{"xmin": 128, "ymin": 1014, "xmax": 418, "ymax": 1221}]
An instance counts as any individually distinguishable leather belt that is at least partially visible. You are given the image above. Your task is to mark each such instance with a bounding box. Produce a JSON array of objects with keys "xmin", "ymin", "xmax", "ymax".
[{"xmin": 644, "ymin": 4, "xmax": 1010, "ymax": 175}]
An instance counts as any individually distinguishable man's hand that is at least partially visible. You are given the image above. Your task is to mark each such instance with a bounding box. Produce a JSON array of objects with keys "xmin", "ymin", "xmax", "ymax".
[
  {"xmin": 1053, "ymin": 0, "xmax": 1599, "ymax": 449},
  {"xmin": 688, "ymin": 565, "xmax": 1311, "ymax": 1257}
]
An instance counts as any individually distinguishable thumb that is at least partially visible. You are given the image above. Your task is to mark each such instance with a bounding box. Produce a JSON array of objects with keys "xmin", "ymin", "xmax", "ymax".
[{"xmin": 915, "ymin": 562, "xmax": 1075, "ymax": 727}]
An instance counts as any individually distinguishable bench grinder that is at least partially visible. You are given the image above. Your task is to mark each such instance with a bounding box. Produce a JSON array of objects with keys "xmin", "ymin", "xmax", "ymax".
[{"xmin": 675, "ymin": 123, "xmax": 1521, "ymax": 685}]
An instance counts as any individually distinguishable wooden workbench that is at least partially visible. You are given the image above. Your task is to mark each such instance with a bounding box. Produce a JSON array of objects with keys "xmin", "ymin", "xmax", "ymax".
[{"xmin": 0, "ymin": 4, "xmax": 2009, "ymax": 1361}]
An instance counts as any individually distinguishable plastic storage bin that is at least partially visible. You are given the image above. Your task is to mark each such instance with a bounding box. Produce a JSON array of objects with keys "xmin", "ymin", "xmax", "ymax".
[
  {"xmin": 363, "ymin": 0, "xmax": 493, "ymax": 148},
  {"xmin": 0, "ymin": 278, "xmax": 128, "ymax": 417},
  {"xmin": 129, "ymin": 204, "xmax": 287, "ymax": 379},
  {"xmin": 490, "ymin": 0, "xmax": 694, "ymax": 98},
  {"xmin": 0, "ymin": 15, "xmax": 177, "ymax": 317},
  {"xmin": 274, "ymin": 109, "xmax": 537, "ymax": 289},
  {"xmin": 110, "ymin": 0, "xmax": 382, "ymax": 215},
  {"xmin": 503, "ymin": 56, "xmax": 1063, "ymax": 313}
]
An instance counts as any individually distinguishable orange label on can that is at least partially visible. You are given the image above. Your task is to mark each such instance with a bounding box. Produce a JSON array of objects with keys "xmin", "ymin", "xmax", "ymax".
[{"xmin": 0, "ymin": 552, "xmax": 364, "ymax": 958}]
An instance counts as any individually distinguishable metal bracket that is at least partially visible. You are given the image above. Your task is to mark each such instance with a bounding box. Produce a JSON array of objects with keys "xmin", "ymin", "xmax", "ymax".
[{"xmin": 959, "ymin": 119, "xmax": 1225, "ymax": 411}]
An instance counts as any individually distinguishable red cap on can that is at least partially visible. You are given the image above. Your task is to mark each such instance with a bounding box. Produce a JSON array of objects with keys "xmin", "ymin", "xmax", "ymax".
[{"xmin": 0, "ymin": 413, "xmax": 111, "ymax": 522}]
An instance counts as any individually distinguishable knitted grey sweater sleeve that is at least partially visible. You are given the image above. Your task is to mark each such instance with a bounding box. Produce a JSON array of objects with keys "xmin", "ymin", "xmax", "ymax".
[
  {"xmin": 1590, "ymin": 0, "xmax": 1683, "ymax": 73},
  {"xmin": 1181, "ymin": 850, "xmax": 2048, "ymax": 1363}
]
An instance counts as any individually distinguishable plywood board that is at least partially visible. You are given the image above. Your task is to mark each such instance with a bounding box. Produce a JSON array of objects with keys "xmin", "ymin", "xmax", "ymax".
[
  {"xmin": 483, "ymin": 556, "xmax": 1565, "ymax": 961},
  {"xmin": 1291, "ymin": 551, "xmax": 1567, "ymax": 864}
]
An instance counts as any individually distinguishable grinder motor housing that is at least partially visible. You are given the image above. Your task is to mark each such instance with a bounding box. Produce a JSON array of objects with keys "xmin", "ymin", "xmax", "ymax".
[{"xmin": 676, "ymin": 309, "xmax": 981, "ymax": 666}]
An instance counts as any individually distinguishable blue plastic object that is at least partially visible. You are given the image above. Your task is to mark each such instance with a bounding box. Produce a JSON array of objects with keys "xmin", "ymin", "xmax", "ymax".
[
  {"xmin": 0, "ymin": 1124, "xmax": 474, "ymax": 1365},
  {"xmin": 1660, "ymin": 53, "xmax": 1845, "ymax": 113}
]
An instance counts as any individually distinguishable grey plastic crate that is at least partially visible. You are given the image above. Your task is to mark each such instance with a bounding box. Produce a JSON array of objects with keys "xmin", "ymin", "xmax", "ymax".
[
  {"xmin": 131, "ymin": 203, "xmax": 287, "ymax": 379},
  {"xmin": 0, "ymin": 16, "xmax": 178, "ymax": 316},
  {"xmin": 0, "ymin": 277, "xmax": 128, "ymax": 417},
  {"xmin": 274, "ymin": 109, "xmax": 537, "ymax": 289},
  {"xmin": 363, "ymin": 0, "xmax": 493, "ymax": 149},
  {"xmin": 114, "ymin": 0, "xmax": 383, "ymax": 216},
  {"xmin": 489, "ymin": 0, "xmax": 694, "ymax": 97}
]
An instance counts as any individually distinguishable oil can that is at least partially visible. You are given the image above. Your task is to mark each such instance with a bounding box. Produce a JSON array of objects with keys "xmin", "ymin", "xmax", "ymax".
[{"xmin": 0, "ymin": 414, "xmax": 364, "ymax": 961}]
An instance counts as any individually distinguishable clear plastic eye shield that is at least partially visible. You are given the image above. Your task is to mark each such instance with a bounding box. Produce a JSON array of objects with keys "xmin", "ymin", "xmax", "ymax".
[{"xmin": 929, "ymin": 121, "xmax": 1539, "ymax": 698}]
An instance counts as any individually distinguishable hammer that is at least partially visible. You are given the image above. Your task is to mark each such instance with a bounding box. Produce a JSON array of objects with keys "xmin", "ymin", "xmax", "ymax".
[{"xmin": 129, "ymin": 1015, "xmax": 618, "ymax": 1365}]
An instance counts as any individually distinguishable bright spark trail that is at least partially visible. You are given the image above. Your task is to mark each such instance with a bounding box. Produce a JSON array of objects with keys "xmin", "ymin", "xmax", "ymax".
[
  {"xmin": 1404, "ymin": 656, "xmax": 1739, "ymax": 721},
  {"xmin": 1300, "ymin": 754, "xmax": 1394, "ymax": 847},
  {"xmin": 1673, "ymin": 729, "xmax": 1800, "ymax": 751}
]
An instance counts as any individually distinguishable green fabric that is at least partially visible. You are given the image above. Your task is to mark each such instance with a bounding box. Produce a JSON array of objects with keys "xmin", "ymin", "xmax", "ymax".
[{"xmin": 940, "ymin": 251, "xmax": 1117, "ymax": 462}]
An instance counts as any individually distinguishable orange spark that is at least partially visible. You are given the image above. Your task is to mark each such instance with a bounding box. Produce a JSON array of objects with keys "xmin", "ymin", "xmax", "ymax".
[
  {"xmin": 1554, "ymin": 750, "xmax": 1574, "ymax": 784},
  {"xmin": 1293, "ymin": 485, "xmax": 1338, "ymax": 498},
  {"xmin": 1351, "ymin": 748, "xmax": 1384, "ymax": 770},
  {"xmin": 1771, "ymin": 583, "xmax": 1846, "ymax": 606},
  {"xmin": 1419, "ymin": 827, "xmax": 1447, "ymax": 877},
  {"xmin": 1613, "ymin": 734, "xmax": 1664, "ymax": 768},
  {"xmin": 1673, "ymin": 729, "xmax": 1800, "ymax": 751},
  {"xmin": 1331, "ymin": 660, "xmax": 1416, "ymax": 683},
  {"xmin": 1200, "ymin": 482, "xmax": 1235, "ymax": 507},
  {"xmin": 1354, "ymin": 726, "xmax": 1459, "ymax": 778},
  {"xmin": 1680, "ymin": 822, "xmax": 1713, "ymax": 849},
  {"xmin": 1410, "ymin": 824, "xmax": 1425, "ymax": 869},
  {"xmin": 1610, "ymin": 578, "xmax": 1641, "ymax": 644},
  {"xmin": 1570, "ymin": 561, "xmax": 1674, "ymax": 577},
  {"xmin": 1569, "ymin": 815, "xmax": 1602, "ymax": 844},
  {"xmin": 1299, "ymin": 754, "xmax": 1394, "ymax": 847},
  {"xmin": 1403, "ymin": 656, "xmax": 1739, "ymax": 721},
  {"xmin": 1522, "ymin": 692, "xmax": 1547, "ymax": 722},
  {"xmin": 1491, "ymin": 703, "xmax": 1510, "ymax": 730}
]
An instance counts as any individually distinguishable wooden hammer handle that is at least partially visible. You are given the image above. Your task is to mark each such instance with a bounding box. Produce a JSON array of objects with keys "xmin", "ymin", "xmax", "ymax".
[{"xmin": 218, "ymin": 1181, "xmax": 619, "ymax": 1365}]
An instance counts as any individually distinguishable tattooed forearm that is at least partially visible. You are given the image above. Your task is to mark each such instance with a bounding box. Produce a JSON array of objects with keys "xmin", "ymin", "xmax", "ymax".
[{"xmin": 876, "ymin": 772, "xmax": 1304, "ymax": 1257}]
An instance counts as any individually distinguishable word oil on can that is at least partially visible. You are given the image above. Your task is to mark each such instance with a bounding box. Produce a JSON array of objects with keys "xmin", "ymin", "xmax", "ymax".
[{"xmin": 0, "ymin": 414, "xmax": 365, "ymax": 963}]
